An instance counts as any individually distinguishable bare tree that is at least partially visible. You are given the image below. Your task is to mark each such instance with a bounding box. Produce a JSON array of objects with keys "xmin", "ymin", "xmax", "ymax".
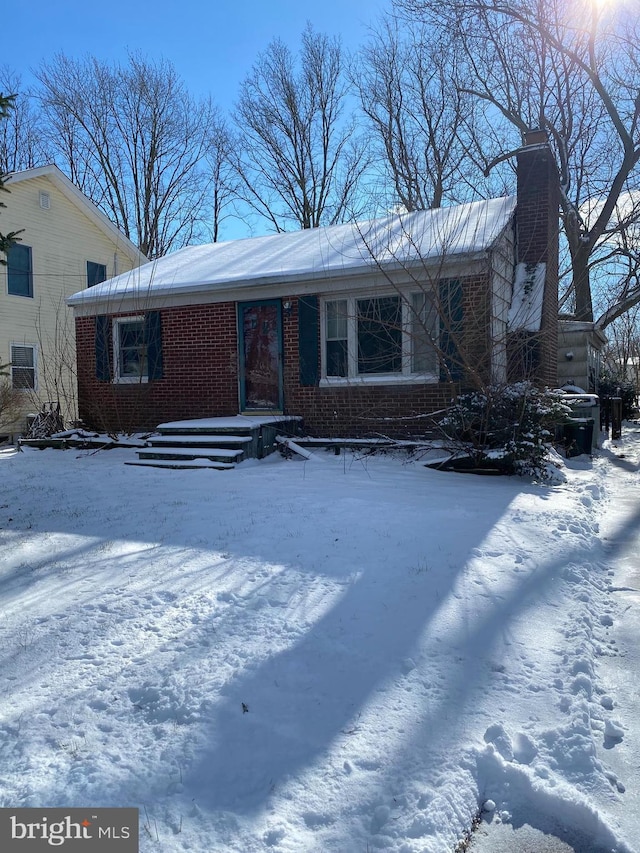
[
  {"xmin": 396, "ymin": 0, "xmax": 640, "ymax": 328},
  {"xmin": 206, "ymin": 116, "xmax": 241, "ymax": 243},
  {"xmin": 602, "ymin": 305, "xmax": 640, "ymax": 389},
  {"xmin": 353, "ymin": 18, "xmax": 494, "ymax": 214},
  {"xmin": 36, "ymin": 53, "xmax": 226, "ymax": 258},
  {"xmin": 0, "ymin": 378, "xmax": 24, "ymax": 434},
  {"xmin": 0, "ymin": 68, "xmax": 50, "ymax": 173},
  {"xmin": 0, "ymin": 90, "xmax": 23, "ymax": 259},
  {"xmin": 233, "ymin": 25, "xmax": 369, "ymax": 231}
]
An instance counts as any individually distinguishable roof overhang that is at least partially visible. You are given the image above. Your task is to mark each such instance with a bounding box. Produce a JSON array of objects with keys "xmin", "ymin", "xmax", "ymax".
[
  {"xmin": 67, "ymin": 194, "xmax": 515, "ymax": 314},
  {"xmin": 69, "ymin": 251, "xmax": 492, "ymax": 317}
]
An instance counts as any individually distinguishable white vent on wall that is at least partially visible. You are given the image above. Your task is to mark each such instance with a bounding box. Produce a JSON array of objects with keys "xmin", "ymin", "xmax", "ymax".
[{"xmin": 39, "ymin": 191, "xmax": 51, "ymax": 210}]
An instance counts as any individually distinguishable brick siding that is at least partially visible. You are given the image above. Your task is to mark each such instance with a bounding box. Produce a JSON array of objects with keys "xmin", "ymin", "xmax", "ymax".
[
  {"xmin": 75, "ymin": 139, "xmax": 560, "ymax": 437},
  {"xmin": 77, "ymin": 303, "xmax": 239, "ymax": 433},
  {"xmin": 512, "ymin": 139, "xmax": 559, "ymax": 387},
  {"xmin": 76, "ymin": 273, "xmax": 494, "ymax": 438}
]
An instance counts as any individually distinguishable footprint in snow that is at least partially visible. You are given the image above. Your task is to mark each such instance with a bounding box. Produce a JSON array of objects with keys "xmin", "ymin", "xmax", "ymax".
[
  {"xmin": 484, "ymin": 723, "xmax": 513, "ymax": 761},
  {"xmin": 570, "ymin": 674, "xmax": 593, "ymax": 698},
  {"xmin": 513, "ymin": 732, "xmax": 537, "ymax": 764},
  {"xmin": 263, "ymin": 827, "xmax": 286, "ymax": 847},
  {"xmin": 604, "ymin": 771, "xmax": 626, "ymax": 793},
  {"xmin": 303, "ymin": 812, "xmax": 335, "ymax": 829},
  {"xmin": 604, "ymin": 719, "xmax": 625, "ymax": 741},
  {"xmin": 154, "ymin": 591, "xmax": 178, "ymax": 604}
]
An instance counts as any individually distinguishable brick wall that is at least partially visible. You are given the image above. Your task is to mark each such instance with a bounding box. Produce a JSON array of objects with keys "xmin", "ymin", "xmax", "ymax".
[
  {"xmin": 281, "ymin": 274, "xmax": 493, "ymax": 438},
  {"xmin": 512, "ymin": 134, "xmax": 559, "ymax": 387},
  {"xmin": 76, "ymin": 275, "xmax": 495, "ymax": 438},
  {"xmin": 77, "ymin": 303, "xmax": 239, "ymax": 433}
]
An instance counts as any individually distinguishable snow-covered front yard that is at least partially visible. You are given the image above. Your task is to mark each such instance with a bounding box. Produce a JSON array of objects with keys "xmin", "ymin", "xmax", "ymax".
[{"xmin": 0, "ymin": 429, "xmax": 638, "ymax": 853}]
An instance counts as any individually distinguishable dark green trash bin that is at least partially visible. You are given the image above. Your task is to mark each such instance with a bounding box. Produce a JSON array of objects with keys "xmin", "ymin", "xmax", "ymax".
[{"xmin": 564, "ymin": 418, "xmax": 594, "ymax": 457}]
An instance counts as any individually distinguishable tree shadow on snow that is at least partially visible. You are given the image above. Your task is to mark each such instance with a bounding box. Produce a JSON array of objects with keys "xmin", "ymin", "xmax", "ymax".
[
  {"xmin": 181, "ymin": 480, "xmax": 529, "ymax": 813},
  {"xmin": 183, "ymin": 496, "xmax": 640, "ymax": 834}
]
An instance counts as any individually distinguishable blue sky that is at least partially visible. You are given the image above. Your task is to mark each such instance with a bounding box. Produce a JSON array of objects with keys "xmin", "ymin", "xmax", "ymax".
[{"xmin": 5, "ymin": 0, "xmax": 384, "ymax": 110}]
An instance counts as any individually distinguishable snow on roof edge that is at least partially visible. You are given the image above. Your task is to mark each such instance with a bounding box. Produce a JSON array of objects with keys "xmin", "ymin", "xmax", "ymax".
[{"xmin": 68, "ymin": 196, "xmax": 516, "ymax": 308}]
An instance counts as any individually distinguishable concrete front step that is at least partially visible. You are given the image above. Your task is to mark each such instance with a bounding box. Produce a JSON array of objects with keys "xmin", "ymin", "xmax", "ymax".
[
  {"xmin": 156, "ymin": 415, "xmax": 301, "ymax": 436},
  {"xmin": 147, "ymin": 434, "xmax": 252, "ymax": 448},
  {"xmin": 129, "ymin": 415, "xmax": 303, "ymax": 469},
  {"xmin": 125, "ymin": 458, "xmax": 235, "ymax": 470},
  {"xmin": 137, "ymin": 446, "xmax": 244, "ymax": 464}
]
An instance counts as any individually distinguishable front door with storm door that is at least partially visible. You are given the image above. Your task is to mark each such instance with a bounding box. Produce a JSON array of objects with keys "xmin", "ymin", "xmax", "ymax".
[{"xmin": 238, "ymin": 300, "xmax": 284, "ymax": 411}]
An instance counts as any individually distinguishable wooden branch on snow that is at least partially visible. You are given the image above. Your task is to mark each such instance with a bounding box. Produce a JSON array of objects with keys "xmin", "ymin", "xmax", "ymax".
[{"xmin": 275, "ymin": 436, "xmax": 316, "ymax": 460}]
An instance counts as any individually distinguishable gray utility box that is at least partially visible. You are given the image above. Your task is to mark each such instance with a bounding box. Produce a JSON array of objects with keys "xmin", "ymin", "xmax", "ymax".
[{"xmin": 561, "ymin": 394, "xmax": 600, "ymax": 449}]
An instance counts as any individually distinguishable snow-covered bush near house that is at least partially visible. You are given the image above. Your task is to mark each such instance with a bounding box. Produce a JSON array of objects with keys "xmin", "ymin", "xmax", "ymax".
[
  {"xmin": 440, "ymin": 382, "xmax": 571, "ymax": 477},
  {"xmin": 0, "ymin": 429, "xmax": 638, "ymax": 853}
]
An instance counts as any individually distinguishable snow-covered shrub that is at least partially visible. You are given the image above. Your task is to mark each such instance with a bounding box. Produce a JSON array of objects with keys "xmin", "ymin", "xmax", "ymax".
[{"xmin": 440, "ymin": 382, "xmax": 571, "ymax": 478}]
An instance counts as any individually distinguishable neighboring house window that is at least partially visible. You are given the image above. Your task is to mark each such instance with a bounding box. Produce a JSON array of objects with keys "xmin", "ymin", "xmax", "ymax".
[
  {"xmin": 113, "ymin": 317, "xmax": 148, "ymax": 382},
  {"xmin": 87, "ymin": 261, "xmax": 107, "ymax": 288},
  {"xmin": 323, "ymin": 292, "xmax": 437, "ymax": 379},
  {"xmin": 7, "ymin": 244, "xmax": 33, "ymax": 298},
  {"xmin": 11, "ymin": 344, "xmax": 36, "ymax": 389}
]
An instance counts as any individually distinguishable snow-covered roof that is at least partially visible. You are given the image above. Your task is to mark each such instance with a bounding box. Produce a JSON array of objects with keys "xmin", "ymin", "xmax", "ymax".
[{"xmin": 68, "ymin": 196, "xmax": 515, "ymax": 307}]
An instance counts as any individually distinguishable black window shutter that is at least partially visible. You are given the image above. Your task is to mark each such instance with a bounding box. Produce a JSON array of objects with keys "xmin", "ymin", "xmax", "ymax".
[
  {"xmin": 298, "ymin": 296, "xmax": 319, "ymax": 386},
  {"xmin": 145, "ymin": 311, "xmax": 164, "ymax": 380},
  {"xmin": 439, "ymin": 279, "xmax": 464, "ymax": 382},
  {"xmin": 95, "ymin": 315, "xmax": 112, "ymax": 381}
]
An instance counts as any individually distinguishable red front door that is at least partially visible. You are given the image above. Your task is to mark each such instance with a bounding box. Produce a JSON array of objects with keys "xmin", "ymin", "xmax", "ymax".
[{"xmin": 238, "ymin": 301, "xmax": 284, "ymax": 411}]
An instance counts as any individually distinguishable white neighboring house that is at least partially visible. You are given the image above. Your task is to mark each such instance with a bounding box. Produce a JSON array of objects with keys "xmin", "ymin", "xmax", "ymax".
[{"xmin": 0, "ymin": 165, "xmax": 146, "ymax": 437}]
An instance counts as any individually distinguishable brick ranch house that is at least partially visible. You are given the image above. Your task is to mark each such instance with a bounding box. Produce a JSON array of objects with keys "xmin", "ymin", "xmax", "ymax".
[{"xmin": 69, "ymin": 131, "xmax": 559, "ymax": 438}]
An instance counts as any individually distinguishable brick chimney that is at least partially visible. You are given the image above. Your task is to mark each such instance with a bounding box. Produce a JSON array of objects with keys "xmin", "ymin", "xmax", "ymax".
[{"xmin": 509, "ymin": 129, "xmax": 559, "ymax": 386}]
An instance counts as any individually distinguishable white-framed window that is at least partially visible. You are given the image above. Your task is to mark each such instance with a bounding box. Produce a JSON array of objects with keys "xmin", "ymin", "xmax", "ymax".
[
  {"xmin": 322, "ymin": 292, "xmax": 438, "ymax": 382},
  {"xmin": 113, "ymin": 317, "xmax": 148, "ymax": 383},
  {"xmin": 10, "ymin": 344, "xmax": 36, "ymax": 390},
  {"xmin": 587, "ymin": 343, "xmax": 602, "ymax": 392}
]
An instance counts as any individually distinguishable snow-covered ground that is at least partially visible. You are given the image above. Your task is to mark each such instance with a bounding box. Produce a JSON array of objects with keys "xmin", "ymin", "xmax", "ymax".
[{"xmin": 0, "ymin": 428, "xmax": 638, "ymax": 853}]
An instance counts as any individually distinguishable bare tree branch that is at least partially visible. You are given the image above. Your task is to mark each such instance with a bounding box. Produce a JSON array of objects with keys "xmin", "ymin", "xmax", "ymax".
[
  {"xmin": 395, "ymin": 0, "xmax": 640, "ymax": 327},
  {"xmin": 353, "ymin": 18, "xmax": 489, "ymax": 214},
  {"xmin": 232, "ymin": 25, "xmax": 369, "ymax": 231},
  {"xmin": 36, "ymin": 53, "xmax": 226, "ymax": 258}
]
